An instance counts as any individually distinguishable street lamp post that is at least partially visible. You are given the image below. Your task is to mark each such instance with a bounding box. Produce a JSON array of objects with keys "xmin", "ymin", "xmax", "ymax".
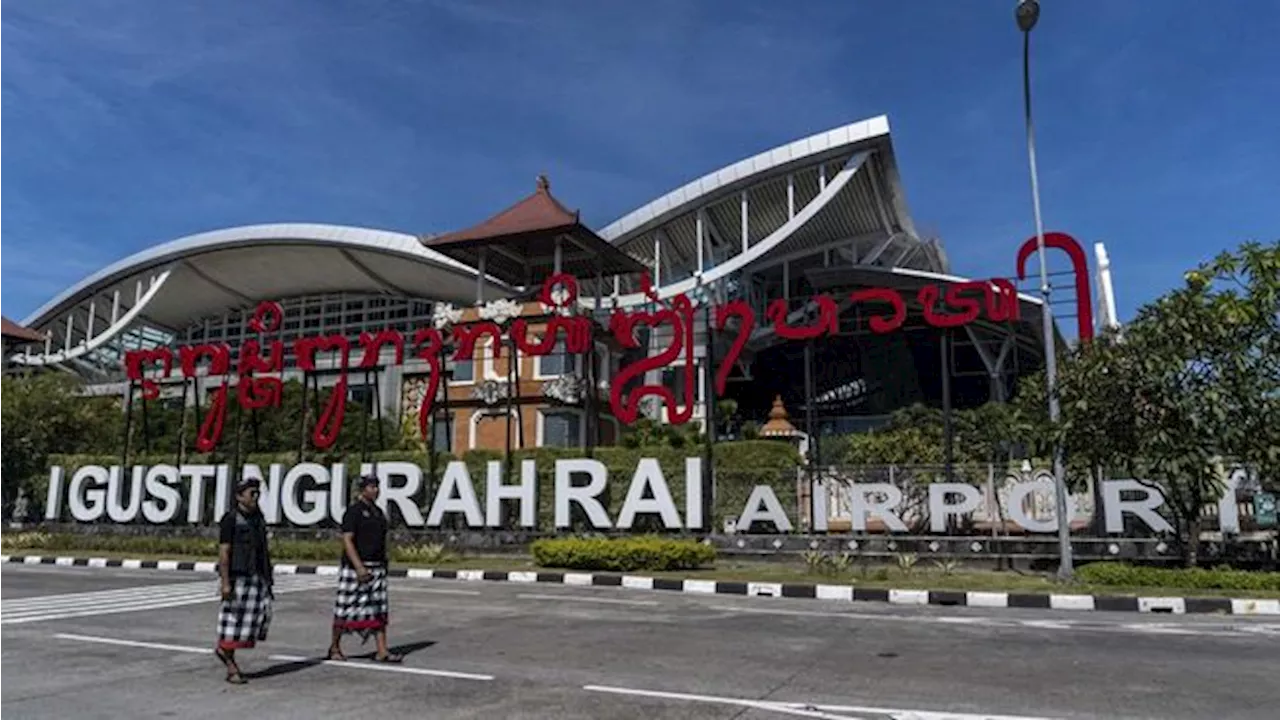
[{"xmin": 1016, "ymin": 0, "xmax": 1074, "ymax": 581}]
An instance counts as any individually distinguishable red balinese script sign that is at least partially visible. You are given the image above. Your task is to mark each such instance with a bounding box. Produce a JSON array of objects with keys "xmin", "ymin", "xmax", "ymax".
[{"xmin": 125, "ymin": 233, "xmax": 1092, "ymax": 452}]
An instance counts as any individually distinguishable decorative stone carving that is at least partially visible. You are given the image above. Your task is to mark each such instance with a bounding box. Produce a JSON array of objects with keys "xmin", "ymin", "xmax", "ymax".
[
  {"xmin": 478, "ymin": 298, "xmax": 523, "ymax": 325},
  {"xmin": 432, "ymin": 303, "xmax": 462, "ymax": 329},
  {"xmin": 542, "ymin": 373, "xmax": 586, "ymax": 404},
  {"xmin": 471, "ymin": 379, "xmax": 510, "ymax": 406},
  {"xmin": 540, "ymin": 285, "xmax": 574, "ymax": 316},
  {"xmin": 11, "ymin": 489, "xmax": 30, "ymax": 527},
  {"xmin": 639, "ymin": 394, "xmax": 663, "ymax": 420}
]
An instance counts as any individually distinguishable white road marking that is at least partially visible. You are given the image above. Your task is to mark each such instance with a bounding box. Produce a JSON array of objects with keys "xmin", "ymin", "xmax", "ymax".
[
  {"xmin": 49, "ymin": 633, "xmax": 492, "ymax": 682},
  {"xmin": 2, "ymin": 576, "xmax": 331, "ymax": 625},
  {"xmin": 583, "ymin": 684, "xmax": 1057, "ymax": 720},
  {"xmin": 517, "ymin": 593, "xmax": 659, "ymax": 606},
  {"xmin": 395, "ymin": 587, "xmax": 482, "ymax": 596},
  {"xmin": 53, "ymin": 633, "xmax": 209, "ymax": 655},
  {"xmin": 269, "ymin": 654, "xmax": 493, "ymax": 681}
]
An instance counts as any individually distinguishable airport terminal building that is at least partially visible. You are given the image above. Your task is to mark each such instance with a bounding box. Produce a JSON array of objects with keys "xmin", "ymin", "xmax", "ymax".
[{"xmin": 8, "ymin": 116, "xmax": 1119, "ymax": 453}]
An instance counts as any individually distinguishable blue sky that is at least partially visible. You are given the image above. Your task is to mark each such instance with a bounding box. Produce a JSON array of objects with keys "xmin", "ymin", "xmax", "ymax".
[{"xmin": 3, "ymin": 0, "xmax": 1277, "ymax": 324}]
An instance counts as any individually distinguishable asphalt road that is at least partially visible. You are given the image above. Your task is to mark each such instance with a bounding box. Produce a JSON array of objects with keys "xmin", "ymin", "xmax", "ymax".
[{"xmin": 2, "ymin": 565, "xmax": 1277, "ymax": 719}]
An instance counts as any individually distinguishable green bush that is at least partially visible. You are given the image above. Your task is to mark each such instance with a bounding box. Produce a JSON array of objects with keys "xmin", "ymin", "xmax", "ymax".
[
  {"xmin": 530, "ymin": 535, "xmax": 715, "ymax": 572},
  {"xmin": 393, "ymin": 542, "xmax": 455, "ymax": 564},
  {"xmin": 1077, "ymin": 562, "xmax": 1280, "ymax": 592}
]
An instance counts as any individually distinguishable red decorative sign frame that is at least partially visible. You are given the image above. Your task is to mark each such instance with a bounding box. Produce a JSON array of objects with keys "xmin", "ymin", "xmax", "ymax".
[{"xmin": 125, "ymin": 233, "xmax": 1092, "ymax": 451}]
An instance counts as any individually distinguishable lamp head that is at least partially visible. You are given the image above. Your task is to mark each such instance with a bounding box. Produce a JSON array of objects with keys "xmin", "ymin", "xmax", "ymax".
[{"xmin": 1015, "ymin": 0, "xmax": 1040, "ymax": 32}]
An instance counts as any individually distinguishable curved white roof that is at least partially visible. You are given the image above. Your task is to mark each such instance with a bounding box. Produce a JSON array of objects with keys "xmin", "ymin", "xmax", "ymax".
[
  {"xmin": 600, "ymin": 115, "xmax": 913, "ymax": 246},
  {"xmin": 22, "ymin": 223, "xmax": 500, "ymax": 331},
  {"xmin": 590, "ymin": 115, "xmax": 939, "ymax": 307}
]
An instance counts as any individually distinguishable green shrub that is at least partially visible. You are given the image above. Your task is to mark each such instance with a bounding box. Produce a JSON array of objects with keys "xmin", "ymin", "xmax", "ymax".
[
  {"xmin": 393, "ymin": 542, "xmax": 455, "ymax": 564},
  {"xmin": 530, "ymin": 535, "xmax": 715, "ymax": 572},
  {"xmin": 1077, "ymin": 562, "xmax": 1280, "ymax": 592},
  {"xmin": 0, "ymin": 531, "xmax": 52, "ymax": 550}
]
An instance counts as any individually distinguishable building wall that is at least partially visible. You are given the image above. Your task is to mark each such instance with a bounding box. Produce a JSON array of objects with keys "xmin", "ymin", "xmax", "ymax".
[{"xmin": 406, "ymin": 299, "xmax": 624, "ymax": 453}]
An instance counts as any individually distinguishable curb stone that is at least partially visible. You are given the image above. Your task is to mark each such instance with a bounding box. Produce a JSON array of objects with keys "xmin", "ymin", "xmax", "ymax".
[{"xmin": 4, "ymin": 554, "xmax": 1278, "ymax": 616}]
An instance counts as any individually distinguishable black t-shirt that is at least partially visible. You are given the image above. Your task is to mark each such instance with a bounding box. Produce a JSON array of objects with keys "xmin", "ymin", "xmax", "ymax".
[
  {"xmin": 340, "ymin": 499, "xmax": 388, "ymax": 565},
  {"xmin": 219, "ymin": 508, "xmax": 270, "ymax": 577}
]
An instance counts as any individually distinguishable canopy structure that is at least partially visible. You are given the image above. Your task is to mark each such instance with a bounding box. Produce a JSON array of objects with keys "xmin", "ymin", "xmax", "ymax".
[
  {"xmin": 13, "ymin": 223, "xmax": 507, "ymax": 375},
  {"xmin": 425, "ymin": 175, "xmax": 646, "ymax": 288},
  {"xmin": 594, "ymin": 115, "xmax": 947, "ymax": 309}
]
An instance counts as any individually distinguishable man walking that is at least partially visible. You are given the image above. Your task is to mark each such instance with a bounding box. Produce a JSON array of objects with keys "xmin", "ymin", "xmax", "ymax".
[
  {"xmin": 329, "ymin": 474, "xmax": 403, "ymax": 663},
  {"xmin": 215, "ymin": 477, "xmax": 273, "ymax": 684}
]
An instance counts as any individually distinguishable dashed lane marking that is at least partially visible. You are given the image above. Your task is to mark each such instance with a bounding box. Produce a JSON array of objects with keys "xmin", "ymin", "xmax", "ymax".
[
  {"xmin": 269, "ymin": 654, "xmax": 494, "ymax": 681},
  {"xmin": 47, "ymin": 633, "xmax": 494, "ymax": 682},
  {"xmin": 53, "ymin": 633, "xmax": 209, "ymax": 654},
  {"xmin": 583, "ymin": 684, "xmax": 1058, "ymax": 720}
]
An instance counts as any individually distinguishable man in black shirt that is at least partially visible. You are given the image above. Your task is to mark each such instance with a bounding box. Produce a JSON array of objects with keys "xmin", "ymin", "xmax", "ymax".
[
  {"xmin": 214, "ymin": 478, "xmax": 272, "ymax": 684},
  {"xmin": 328, "ymin": 475, "xmax": 402, "ymax": 663}
]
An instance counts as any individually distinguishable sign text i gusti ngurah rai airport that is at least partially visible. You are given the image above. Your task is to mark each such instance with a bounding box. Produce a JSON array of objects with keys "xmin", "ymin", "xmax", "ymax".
[{"xmin": 43, "ymin": 459, "xmax": 1250, "ymax": 535}]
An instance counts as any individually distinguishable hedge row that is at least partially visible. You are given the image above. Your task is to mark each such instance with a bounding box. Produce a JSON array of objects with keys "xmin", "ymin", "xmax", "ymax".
[
  {"xmin": 1077, "ymin": 562, "xmax": 1280, "ymax": 591},
  {"xmin": 36, "ymin": 442, "xmax": 802, "ymax": 532},
  {"xmin": 530, "ymin": 536, "xmax": 716, "ymax": 572}
]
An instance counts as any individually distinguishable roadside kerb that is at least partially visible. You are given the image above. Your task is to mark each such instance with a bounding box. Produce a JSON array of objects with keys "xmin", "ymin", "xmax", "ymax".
[{"xmin": 4, "ymin": 554, "xmax": 1278, "ymax": 616}]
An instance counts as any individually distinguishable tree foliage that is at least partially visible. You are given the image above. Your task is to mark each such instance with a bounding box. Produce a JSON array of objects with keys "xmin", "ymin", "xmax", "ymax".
[
  {"xmin": 1, "ymin": 373, "xmax": 122, "ymax": 514},
  {"xmin": 1048, "ymin": 241, "xmax": 1280, "ymax": 563},
  {"xmin": 840, "ymin": 401, "xmax": 1034, "ymax": 467},
  {"xmin": 1, "ymin": 374, "xmax": 399, "ymax": 517}
]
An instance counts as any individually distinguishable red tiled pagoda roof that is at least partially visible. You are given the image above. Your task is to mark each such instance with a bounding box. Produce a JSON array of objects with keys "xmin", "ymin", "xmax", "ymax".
[
  {"xmin": 429, "ymin": 175, "xmax": 579, "ymax": 246},
  {"xmin": 424, "ymin": 176, "xmax": 645, "ymax": 286}
]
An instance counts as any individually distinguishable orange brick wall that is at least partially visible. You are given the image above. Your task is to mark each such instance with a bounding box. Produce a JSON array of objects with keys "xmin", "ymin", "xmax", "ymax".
[{"xmin": 424, "ymin": 301, "xmax": 624, "ymax": 452}]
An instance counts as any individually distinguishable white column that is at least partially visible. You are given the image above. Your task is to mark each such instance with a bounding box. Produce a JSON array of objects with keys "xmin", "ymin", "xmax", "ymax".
[
  {"xmin": 135, "ymin": 280, "xmax": 143, "ymax": 304},
  {"xmin": 653, "ymin": 234, "xmax": 662, "ymax": 287},
  {"xmin": 819, "ymin": 164, "xmax": 827, "ymax": 190},
  {"xmin": 111, "ymin": 290, "xmax": 121, "ymax": 323},
  {"xmin": 86, "ymin": 300, "xmax": 96, "ymax": 339},
  {"xmin": 740, "ymin": 190, "xmax": 749, "ymax": 253},
  {"xmin": 65, "ymin": 315, "xmax": 75, "ymax": 351},
  {"xmin": 696, "ymin": 213, "xmax": 705, "ymax": 272},
  {"xmin": 787, "ymin": 174, "xmax": 795, "ymax": 219}
]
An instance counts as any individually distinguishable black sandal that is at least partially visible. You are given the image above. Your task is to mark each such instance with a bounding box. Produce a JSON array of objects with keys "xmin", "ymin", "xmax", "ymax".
[
  {"xmin": 374, "ymin": 652, "xmax": 403, "ymax": 664},
  {"xmin": 215, "ymin": 648, "xmax": 247, "ymax": 684}
]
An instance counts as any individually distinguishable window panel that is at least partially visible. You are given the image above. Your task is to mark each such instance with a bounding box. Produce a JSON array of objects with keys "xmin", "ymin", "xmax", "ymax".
[{"xmin": 542, "ymin": 411, "xmax": 581, "ymax": 448}]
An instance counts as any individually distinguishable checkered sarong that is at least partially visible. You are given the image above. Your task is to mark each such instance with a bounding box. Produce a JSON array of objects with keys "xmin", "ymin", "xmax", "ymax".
[
  {"xmin": 332, "ymin": 562, "xmax": 389, "ymax": 641},
  {"xmin": 216, "ymin": 573, "xmax": 273, "ymax": 650}
]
